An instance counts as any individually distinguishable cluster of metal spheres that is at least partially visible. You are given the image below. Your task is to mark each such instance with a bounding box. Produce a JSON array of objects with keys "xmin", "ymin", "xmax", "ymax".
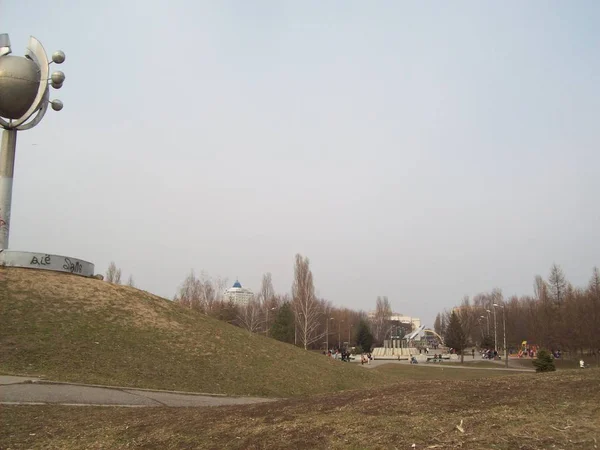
[
  {"xmin": 49, "ymin": 50, "xmax": 66, "ymax": 110},
  {"xmin": 0, "ymin": 34, "xmax": 66, "ymax": 130}
]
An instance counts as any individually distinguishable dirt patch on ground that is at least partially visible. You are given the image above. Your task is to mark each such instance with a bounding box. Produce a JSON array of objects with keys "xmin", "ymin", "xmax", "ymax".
[{"xmin": 2, "ymin": 370, "xmax": 598, "ymax": 449}]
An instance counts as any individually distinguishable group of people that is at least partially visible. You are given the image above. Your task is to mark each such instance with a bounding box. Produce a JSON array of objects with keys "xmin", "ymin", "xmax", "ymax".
[
  {"xmin": 481, "ymin": 349, "xmax": 499, "ymax": 360},
  {"xmin": 324, "ymin": 348, "xmax": 372, "ymax": 363}
]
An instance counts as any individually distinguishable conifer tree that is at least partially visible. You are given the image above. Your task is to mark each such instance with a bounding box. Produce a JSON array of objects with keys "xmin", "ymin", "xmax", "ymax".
[
  {"xmin": 444, "ymin": 311, "xmax": 467, "ymax": 363},
  {"xmin": 532, "ymin": 349, "xmax": 556, "ymax": 372}
]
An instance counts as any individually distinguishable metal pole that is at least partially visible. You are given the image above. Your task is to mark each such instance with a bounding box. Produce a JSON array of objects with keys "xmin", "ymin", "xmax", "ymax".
[
  {"xmin": 493, "ymin": 307, "xmax": 498, "ymax": 353},
  {"xmin": 0, "ymin": 129, "xmax": 17, "ymax": 250},
  {"xmin": 348, "ymin": 325, "xmax": 351, "ymax": 347},
  {"xmin": 326, "ymin": 319, "xmax": 329, "ymax": 351},
  {"xmin": 503, "ymin": 308, "xmax": 508, "ymax": 368}
]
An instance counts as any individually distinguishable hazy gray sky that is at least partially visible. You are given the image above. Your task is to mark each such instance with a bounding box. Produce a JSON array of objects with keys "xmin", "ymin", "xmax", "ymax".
[{"xmin": 2, "ymin": 1, "xmax": 599, "ymax": 326}]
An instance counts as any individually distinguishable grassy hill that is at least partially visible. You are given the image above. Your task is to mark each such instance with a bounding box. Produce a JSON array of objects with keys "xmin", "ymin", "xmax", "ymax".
[{"xmin": 0, "ymin": 267, "xmax": 381, "ymax": 397}]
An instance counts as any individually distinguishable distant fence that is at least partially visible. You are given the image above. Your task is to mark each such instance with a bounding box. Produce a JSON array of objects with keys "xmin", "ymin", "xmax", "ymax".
[{"xmin": 0, "ymin": 250, "xmax": 94, "ymax": 277}]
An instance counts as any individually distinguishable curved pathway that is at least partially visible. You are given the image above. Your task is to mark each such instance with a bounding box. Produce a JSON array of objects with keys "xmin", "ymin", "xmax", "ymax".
[
  {"xmin": 362, "ymin": 360, "xmax": 534, "ymax": 371},
  {"xmin": 0, "ymin": 376, "xmax": 277, "ymax": 407}
]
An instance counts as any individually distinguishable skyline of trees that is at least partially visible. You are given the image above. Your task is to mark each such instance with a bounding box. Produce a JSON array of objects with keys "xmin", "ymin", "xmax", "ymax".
[
  {"xmin": 168, "ymin": 256, "xmax": 598, "ymax": 356},
  {"xmin": 435, "ymin": 264, "xmax": 599, "ymax": 360}
]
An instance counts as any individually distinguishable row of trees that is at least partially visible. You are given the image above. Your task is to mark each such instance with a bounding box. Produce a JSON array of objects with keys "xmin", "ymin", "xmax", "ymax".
[
  {"xmin": 172, "ymin": 253, "xmax": 379, "ymax": 351},
  {"xmin": 437, "ymin": 264, "xmax": 600, "ymax": 361},
  {"xmin": 105, "ymin": 261, "xmax": 135, "ymax": 287}
]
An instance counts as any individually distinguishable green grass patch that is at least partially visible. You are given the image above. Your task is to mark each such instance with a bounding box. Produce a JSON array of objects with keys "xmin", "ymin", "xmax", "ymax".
[{"xmin": 0, "ymin": 268, "xmax": 385, "ymax": 397}]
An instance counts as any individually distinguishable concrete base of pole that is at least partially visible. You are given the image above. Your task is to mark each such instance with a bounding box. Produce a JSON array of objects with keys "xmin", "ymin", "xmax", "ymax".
[{"xmin": 0, "ymin": 129, "xmax": 17, "ymax": 250}]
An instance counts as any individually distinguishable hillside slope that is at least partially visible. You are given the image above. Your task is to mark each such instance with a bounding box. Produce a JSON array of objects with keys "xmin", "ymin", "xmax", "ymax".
[{"xmin": 0, "ymin": 268, "xmax": 379, "ymax": 397}]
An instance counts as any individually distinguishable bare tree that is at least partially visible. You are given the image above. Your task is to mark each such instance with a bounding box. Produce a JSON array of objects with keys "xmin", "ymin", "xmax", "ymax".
[
  {"xmin": 173, "ymin": 270, "xmax": 228, "ymax": 314},
  {"xmin": 548, "ymin": 263, "xmax": 567, "ymax": 304},
  {"xmin": 199, "ymin": 272, "xmax": 217, "ymax": 313},
  {"xmin": 371, "ymin": 296, "xmax": 392, "ymax": 344},
  {"xmin": 114, "ymin": 268, "xmax": 122, "ymax": 285},
  {"xmin": 213, "ymin": 276, "xmax": 229, "ymax": 304},
  {"xmin": 126, "ymin": 275, "xmax": 135, "ymax": 288},
  {"xmin": 292, "ymin": 254, "xmax": 324, "ymax": 350},
  {"xmin": 105, "ymin": 262, "xmax": 117, "ymax": 283},
  {"xmin": 259, "ymin": 272, "xmax": 275, "ymax": 307},
  {"xmin": 237, "ymin": 300, "xmax": 263, "ymax": 333},
  {"xmin": 259, "ymin": 272, "xmax": 277, "ymax": 334},
  {"xmin": 457, "ymin": 295, "xmax": 479, "ymax": 361},
  {"xmin": 175, "ymin": 270, "xmax": 203, "ymax": 310}
]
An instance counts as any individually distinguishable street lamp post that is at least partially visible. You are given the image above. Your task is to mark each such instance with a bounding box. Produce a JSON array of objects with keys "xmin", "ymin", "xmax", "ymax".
[
  {"xmin": 480, "ymin": 315, "xmax": 489, "ymax": 344},
  {"xmin": 326, "ymin": 317, "xmax": 334, "ymax": 351},
  {"xmin": 265, "ymin": 306, "xmax": 275, "ymax": 337},
  {"xmin": 486, "ymin": 309, "xmax": 497, "ymax": 352},
  {"xmin": 477, "ymin": 318, "xmax": 485, "ymax": 339},
  {"xmin": 492, "ymin": 307, "xmax": 498, "ymax": 353},
  {"xmin": 494, "ymin": 303, "xmax": 508, "ymax": 368},
  {"xmin": 348, "ymin": 324, "xmax": 353, "ymax": 347},
  {"xmin": 338, "ymin": 320, "xmax": 343, "ymax": 349}
]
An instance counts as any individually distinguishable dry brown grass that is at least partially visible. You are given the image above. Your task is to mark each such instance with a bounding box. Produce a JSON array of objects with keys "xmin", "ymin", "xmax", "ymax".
[
  {"xmin": 1, "ymin": 267, "xmax": 386, "ymax": 397},
  {"xmin": 4, "ymin": 268, "xmax": 182, "ymax": 330},
  {"xmin": 2, "ymin": 369, "xmax": 598, "ymax": 449}
]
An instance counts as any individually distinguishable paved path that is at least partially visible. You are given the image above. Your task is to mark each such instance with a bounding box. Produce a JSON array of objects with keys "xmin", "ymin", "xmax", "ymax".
[
  {"xmin": 362, "ymin": 360, "xmax": 534, "ymax": 371},
  {"xmin": 0, "ymin": 376, "xmax": 277, "ymax": 407}
]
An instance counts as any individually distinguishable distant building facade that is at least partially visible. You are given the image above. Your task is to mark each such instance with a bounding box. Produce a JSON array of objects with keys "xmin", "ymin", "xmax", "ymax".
[
  {"xmin": 390, "ymin": 314, "xmax": 421, "ymax": 330},
  {"xmin": 224, "ymin": 280, "xmax": 254, "ymax": 307},
  {"xmin": 367, "ymin": 310, "xmax": 421, "ymax": 331}
]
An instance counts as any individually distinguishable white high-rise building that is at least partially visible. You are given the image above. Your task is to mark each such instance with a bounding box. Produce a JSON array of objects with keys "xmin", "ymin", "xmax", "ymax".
[{"xmin": 224, "ymin": 280, "xmax": 254, "ymax": 307}]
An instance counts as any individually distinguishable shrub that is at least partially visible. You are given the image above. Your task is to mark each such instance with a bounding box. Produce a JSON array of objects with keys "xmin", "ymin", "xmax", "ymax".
[{"xmin": 532, "ymin": 349, "xmax": 556, "ymax": 372}]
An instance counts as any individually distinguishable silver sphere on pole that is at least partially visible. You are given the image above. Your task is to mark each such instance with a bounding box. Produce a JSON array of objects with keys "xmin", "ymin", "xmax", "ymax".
[
  {"xmin": 50, "ymin": 99, "xmax": 63, "ymax": 111},
  {"xmin": 51, "ymin": 71, "xmax": 65, "ymax": 84},
  {"xmin": 51, "ymin": 50, "xmax": 65, "ymax": 64},
  {"xmin": 0, "ymin": 55, "xmax": 41, "ymax": 119}
]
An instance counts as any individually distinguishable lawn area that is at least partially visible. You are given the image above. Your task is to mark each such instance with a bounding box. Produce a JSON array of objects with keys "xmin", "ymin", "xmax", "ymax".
[
  {"xmin": 2, "ymin": 369, "xmax": 598, "ymax": 449},
  {"xmin": 444, "ymin": 358, "xmax": 585, "ymax": 370},
  {"xmin": 373, "ymin": 363, "xmax": 521, "ymax": 380},
  {"xmin": 0, "ymin": 268, "xmax": 383, "ymax": 397}
]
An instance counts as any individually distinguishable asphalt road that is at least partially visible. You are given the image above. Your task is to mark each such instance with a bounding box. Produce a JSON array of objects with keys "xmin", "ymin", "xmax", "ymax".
[
  {"xmin": 0, "ymin": 376, "xmax": 277, "ymax": 407},
  {"xmin": 360, "ymin": 359, "xmax": 535, "ymax": 371}
]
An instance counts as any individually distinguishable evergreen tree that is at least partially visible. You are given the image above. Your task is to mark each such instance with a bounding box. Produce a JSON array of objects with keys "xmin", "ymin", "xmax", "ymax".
[
  {"xmin": 532, "ymin": 349, "xmax": 556, "ymax": 372},
  {"xmin": 444, "ymin": 311, "xmax": 467, "ymax": 363},
  {"xmin": 355, "ymin": 319, "xmax": 374, "ymax": 352},
  {"xmin": 270, "ymin": 301, "xmax": 295, "ymax": 344},
  {"xmin": 434, "ymin": 313, "xmax": 442, "ymax": 336}
]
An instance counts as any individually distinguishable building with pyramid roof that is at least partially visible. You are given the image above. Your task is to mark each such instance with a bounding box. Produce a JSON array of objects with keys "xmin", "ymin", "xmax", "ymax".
[{"xmin": 224, "ymin": 279, "xmax": 254, "ymax": 307}]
